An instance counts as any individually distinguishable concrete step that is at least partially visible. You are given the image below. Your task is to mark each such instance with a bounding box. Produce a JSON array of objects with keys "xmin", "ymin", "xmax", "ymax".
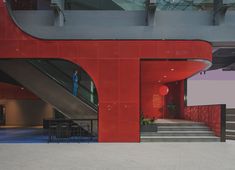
[
  {"xmin": 155, "ymin": 122, "xmax": 205, "ymax": 126},
  {"xmin": 226, "ymin": 122, "xmax": 235, "ymax": 130},
  {"xmin": 226, "ymin": 135, "xmax": 235, "ymax": 140},
  {"xmin": 141, "ymin": 120, "xmax": 219, "ymax": 142},
  {"xmin": 226, "ymin": 115, "xmax": 235, "ymax": 121},
  {"xmin": 140, "ymin": 136, "xmax": 220, "ymax": 142},
  {"xmin": 226, "ymin": 109, "xmax": 235, "ymax": 115},
  {"xmin": 158, "ymin": 126, "xmax": 210, "ymax": 131},
  {"xmin": 141, "ymin": 131, "xmax": 214, "ymax": 136},
  {"xmin": 226, "ymin": 130, "xmax": 235, "ymax": 136}
]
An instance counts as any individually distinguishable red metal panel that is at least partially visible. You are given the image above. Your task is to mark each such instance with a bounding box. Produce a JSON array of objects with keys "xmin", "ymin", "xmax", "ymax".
[
  {"xmin": 118, "ymin": 41, "xmax": 140, "ymax": 59},
  {"xmin": 37, "ymin": 41, "xmax": 59, "ymax": 58},
  {"xmin": 78, "ymin": 41, "xmax": 99, "ymax": 59},
  {"xmin": 0, "ymin": 4, "xmax": 213, "ymax": 142},
  {"xmin": 99, "ymin": 59, "xmax": 119, "ymax": 102},
  {"xmin": 174, "ymin": 42, "xmax": 193, "ymax": 58},
  {"xmin": 139, "ymin": 41, "xmax": 156, "ymax": 58},
  {"xmin": 0, "ymin": 40, "xmax": 19, "ymax": 57},
  {"xmin": 156, "ymin": 41, "xmax": 175, "ymax": 58},
  {"xmin": 58, "ymin": 41, "xmax": 78, "ymax": 59},
  {"xmin": 0, "ymin": 9, "xmax": 5, "ymax": 40},
  {"xmin": 179, "ymin": 80, "xmax": 185, "ymax": 119},
  {"xmin": 118, "ymin": 103, "xmax": 140, "ymax": 142},
  {"xmin": 0, "ymin": 1, "xmax": 3, "ymax": 7},
  {"xmin": 192, "ymin": 41, "xmax": 212, "ymax": 60},
  {"xmin": 0, "ymin": 83, "xmax": 38, "ymax": 99},
  {"xmin": 19, "ymin": 40, "xmax": 37, "ymax": 58},
  {"xmin": 98, "ymin": 41, "xmax": 119, "ymax": 59},
  {"xmin": 184, "ymin": 105, "xmax": 222, "ymax": 137},
  {"xmin": 141, "ymin": 83, "xmax": 164, "ymax": 119},
  {"xmin": 99, "ymin": 102, "xmax": 119, "ymax": 142},
  {"xmin": 119, "ymin": 59, "xmax": 139, "ymax": 102}
]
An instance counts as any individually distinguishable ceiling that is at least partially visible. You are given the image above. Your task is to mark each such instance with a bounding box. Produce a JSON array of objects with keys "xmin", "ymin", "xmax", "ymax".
[
  {"xmin": 209, "ymin": 48, "xmax": 235, "ymax": 71},
  {"xmin": 141, "ymin": 60, "xmax": 209, "ymax": 84}
]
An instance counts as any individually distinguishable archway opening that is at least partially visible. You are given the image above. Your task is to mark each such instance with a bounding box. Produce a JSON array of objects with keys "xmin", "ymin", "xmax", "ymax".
[
  {"xmin": 140, "ymin": 59, "xmax": 210, "ymax": 142},
  {"xmin": 0, "ymin": 59, "xmax": 98, "ymax": 143}
]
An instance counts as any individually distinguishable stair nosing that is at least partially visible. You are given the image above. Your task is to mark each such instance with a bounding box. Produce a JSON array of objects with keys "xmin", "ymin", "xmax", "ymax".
[{"xmin": 141, "ymin": 136, "xmax": 220, "ymax": 139}]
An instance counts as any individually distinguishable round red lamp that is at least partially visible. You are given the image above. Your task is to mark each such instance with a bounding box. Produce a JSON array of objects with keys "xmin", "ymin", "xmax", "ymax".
[{"xmin": 159, "ymin": 85, "xmax": 169, "ymax": 96}]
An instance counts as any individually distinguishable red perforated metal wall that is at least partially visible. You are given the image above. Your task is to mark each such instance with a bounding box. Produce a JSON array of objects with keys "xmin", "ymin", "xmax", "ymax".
[
  {"xmin": 0, "ymin": 2, "xmax": 212, "ymax": 142},
  {"xmin": 184, "ymin": 105, "xmax": 222, "ymax": 137}
]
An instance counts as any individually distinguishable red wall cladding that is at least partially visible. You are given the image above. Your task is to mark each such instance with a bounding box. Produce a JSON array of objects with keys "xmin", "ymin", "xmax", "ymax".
[
  {"xmin": 141, "ymin": 83, "xmax": 164, "ymax": 119},
  {"xmin": 0, "ymin": 83, "xmax": 38, "ymax": 100},
  {"xmin": 0, "ymin": 2, "xmax": 212, "ymax": 142},
  {"xmin": 141, "ymin": 81, "xmax": 185, "ymax": 120},
  {"xmin": 184, "ymin": 105, "xmax": 223, "ymax": 137}
]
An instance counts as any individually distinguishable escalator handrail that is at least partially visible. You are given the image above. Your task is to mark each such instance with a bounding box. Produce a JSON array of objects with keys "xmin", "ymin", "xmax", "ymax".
[
  {"xmin": 46, "ymin": 60, "xmax": 93, "ymax": 94},
  {"xmin": 28, "ymin": 60, "xmax": 98, "ymax": 110},
  {"xmin": 29, "ymin": 60, "xmax": 98, "ymax": 110},
  {"xmin": 30, "ymin": 60, "xmax": 97, "ymax": 100},
  {"xmin": 45, "ymin": 60, "xmax": 99, "ymax": 103}
]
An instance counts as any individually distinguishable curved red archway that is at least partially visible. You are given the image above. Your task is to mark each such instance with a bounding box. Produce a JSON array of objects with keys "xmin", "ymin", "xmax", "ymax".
[
  {"xmin": 0, "ymin": 1, "xmax": 212, "ymax": 142},
  {"xmin": 140, "ymin": 59, "xmax": 210, "ymax": 120}
]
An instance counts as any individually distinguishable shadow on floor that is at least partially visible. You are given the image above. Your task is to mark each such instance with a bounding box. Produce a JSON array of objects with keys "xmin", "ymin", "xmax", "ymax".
[{"xmin": 0, "ymin": 128, "xmax": 97, "ymax": 143}]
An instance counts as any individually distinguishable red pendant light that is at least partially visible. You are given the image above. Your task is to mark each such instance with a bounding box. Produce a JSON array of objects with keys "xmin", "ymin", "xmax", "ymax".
[{"xmin": 159, "ymin": 85, "xmax": 169, "ymax": 96}]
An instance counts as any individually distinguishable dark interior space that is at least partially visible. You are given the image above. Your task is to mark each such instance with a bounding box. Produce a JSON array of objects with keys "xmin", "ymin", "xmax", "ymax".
[{"xmin": 0, "ymin": 59, "xmax": 98, "ymax": 143}]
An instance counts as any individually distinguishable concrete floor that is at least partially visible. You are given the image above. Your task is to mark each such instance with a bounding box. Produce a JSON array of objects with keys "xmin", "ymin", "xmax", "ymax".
[
  {"xmin": 154, "ymin": 119, "xmax": 204, "ymax": 124},
  {"xmin": 0, "ymin": 141, "xmax": 235, "ymax": 170},
  {"xmin": 0, "ymin": 128, "xmax": 97, "ymax": 143},
  {"xmin": 0, "ymin": 128, "xmax": 47, "ymax": 143}
]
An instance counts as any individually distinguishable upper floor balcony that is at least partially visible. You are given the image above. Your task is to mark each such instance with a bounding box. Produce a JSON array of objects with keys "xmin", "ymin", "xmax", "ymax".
[{"xmin": 4, "ymin": 0, "xmax": 235, "ymax": 46}]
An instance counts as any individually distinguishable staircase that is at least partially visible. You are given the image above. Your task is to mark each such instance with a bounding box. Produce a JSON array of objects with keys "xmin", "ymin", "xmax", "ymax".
[
  {"xmin": 141, "ymin": 119, "xmax": 220, "ymax": 142},
  {"xmin": 226, "ymin": 109, "xmax": 235, "ymax": 140}
]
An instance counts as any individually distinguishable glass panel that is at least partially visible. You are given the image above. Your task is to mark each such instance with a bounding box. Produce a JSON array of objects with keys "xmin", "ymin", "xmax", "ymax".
[
  {"xmin": 156, "ymin": 0, "xmax": 214, "ymax": 11},
  {"xmin": 224, "ymin": 0, "xmax": 235, "ymax": 10},
  {"xmin": 65, "ymin": 0, "xmax": 146, "ymax": 10},
  {"xmin": 10, "ymin": 0, "xmax": 51, "ymax": 10},
  {"xmin": 10, "ymin": 0, "xmax": 224, "ymax": 11},
  {"xmin": 29, "ymin": 60, "xmax": 98, "ymax": 107}
]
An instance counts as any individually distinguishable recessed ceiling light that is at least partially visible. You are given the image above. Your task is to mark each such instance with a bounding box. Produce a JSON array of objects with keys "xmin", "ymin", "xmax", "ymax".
[
  {"xmin": 21, "ymin": 87, "xmax": 24, "ymax": 90},
  {"xmin": 170, "ymin": 68, "xmax": 174, "ymax": 71},
  {"xmin": 163, "ymin": 75, "xmax": 167, "ymax": 78}
]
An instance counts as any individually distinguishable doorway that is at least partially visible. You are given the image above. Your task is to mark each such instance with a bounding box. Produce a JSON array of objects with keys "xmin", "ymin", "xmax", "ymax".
[{"xmin": 0, "ymin": 105, "xmax": 6, "ymax": 126}]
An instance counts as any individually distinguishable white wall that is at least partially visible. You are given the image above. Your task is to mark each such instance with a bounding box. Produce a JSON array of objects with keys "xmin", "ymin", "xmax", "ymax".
[{"xmin": 187, "ymin": 80, "xmax": 235, "ymax": 108}]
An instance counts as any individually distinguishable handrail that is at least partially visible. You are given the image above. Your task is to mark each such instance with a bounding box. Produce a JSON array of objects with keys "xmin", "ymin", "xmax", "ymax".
[
  {"xmin": 45, "ymin": 118, "xmax": 98, "ymax": 142},
  {"xmin": 29, "ymin": 60, "xmax": 98, "ymax": 108},
  {"xmin": 46, "ymin": 60, "xmax": 93, "ymax": 94},
  {"xmin": 28, "ymin": 60, "xmax": 98, "ymax": 110}
]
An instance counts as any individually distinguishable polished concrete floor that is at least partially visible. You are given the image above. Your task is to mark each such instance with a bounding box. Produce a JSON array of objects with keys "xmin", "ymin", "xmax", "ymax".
[
  {"xmin": 0, "ymin": 128, "xmax": 47, "ymax": 143},
  {"xmin": 0, "ymin": 141, "xmax": 235, "ymax": 170}
]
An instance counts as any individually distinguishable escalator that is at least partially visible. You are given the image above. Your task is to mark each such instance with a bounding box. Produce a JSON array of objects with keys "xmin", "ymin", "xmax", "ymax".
[
  {"xmin": 29, "ymin": 59, "xmax": 98, "ymax": 109},
  {"xmin": 46, "ymin": 60, "xmax": 98, "ymax": 105},
  {"xmin": 0, "ymin": 60, "xmax": 98, "ymax": 121}
]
